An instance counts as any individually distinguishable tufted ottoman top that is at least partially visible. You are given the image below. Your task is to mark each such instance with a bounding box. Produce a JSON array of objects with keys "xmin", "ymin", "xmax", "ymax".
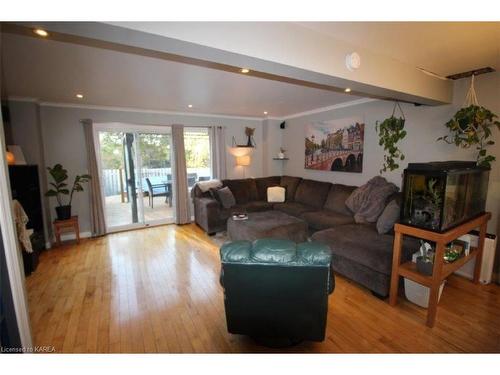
[{"xmin": 220, "ymin": 238, "xmax": 332, "ymax": 266}]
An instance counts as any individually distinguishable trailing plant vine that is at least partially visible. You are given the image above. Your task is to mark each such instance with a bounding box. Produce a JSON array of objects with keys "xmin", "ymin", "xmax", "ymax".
[
  {"xmin": 376, "ymin": 102, "xmax": 407, "ymax": 173},
  {"xmin": 437, "ymin": 105, "xmax": 500, "ymax": 168}
]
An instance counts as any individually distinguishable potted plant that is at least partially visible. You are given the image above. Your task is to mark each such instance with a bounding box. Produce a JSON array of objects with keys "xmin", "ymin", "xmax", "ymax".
[
  {"xmin": 278, "ymin": 147, "xmax": 286, "ymax": 159},
  {"xmin": 376, "ymin": 102, "xmax": 407, "ymax": 173},
  {"xmin": 438, "ymin": 75, "xmax": 500, "ymax": 168},
  {"xmin": 45, "ymin": 164, "xmax": 91, "ymax": 220},
  {"xmin": 438, "ymin": 105, "xmax": 500, "ymax": 168}
]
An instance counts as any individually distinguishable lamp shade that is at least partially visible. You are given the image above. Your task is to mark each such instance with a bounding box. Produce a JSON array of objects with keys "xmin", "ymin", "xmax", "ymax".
[
  {"xmin": 229, "ymin": 146, "xmax": 254, "ymax": 157},
  {"xmin": 236, "ymin": 155, "xmax": 251, "ymax": 166},
  {"xmin": 6, "ymin": 151, "xmax": 15, "ymax": 165}
]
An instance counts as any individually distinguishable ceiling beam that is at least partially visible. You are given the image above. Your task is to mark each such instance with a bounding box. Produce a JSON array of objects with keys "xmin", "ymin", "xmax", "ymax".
[{"xmin": 3, "ymin": 22, "xmax": 453, "ymax": 105}]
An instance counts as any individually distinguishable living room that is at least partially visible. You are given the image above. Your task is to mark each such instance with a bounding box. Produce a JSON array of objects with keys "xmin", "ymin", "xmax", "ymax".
[{"xmin": 0, "ymin": 1, "xmax": 499, "ymax": 373}]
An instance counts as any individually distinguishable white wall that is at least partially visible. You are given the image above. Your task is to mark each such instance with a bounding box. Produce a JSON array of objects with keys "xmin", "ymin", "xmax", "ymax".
[
  {"xmin": 262, "ymin": 118, "xmax": 284, "ymax": 177},
  {"xmin": 282, "ymin": 72, "xmax": 500, "ymax": 235},
  {"xmin": 8, "ymin": 101, "xmax": 266, "ymax": 234}
]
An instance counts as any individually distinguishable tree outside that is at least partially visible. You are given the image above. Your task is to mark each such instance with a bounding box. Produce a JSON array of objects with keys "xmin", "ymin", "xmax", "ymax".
[{"xmin": 99, "ymin": 131, "xmax": 210, "ymax": 170}]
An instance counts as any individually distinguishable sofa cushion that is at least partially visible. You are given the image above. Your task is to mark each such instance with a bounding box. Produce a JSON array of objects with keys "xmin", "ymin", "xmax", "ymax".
[
  {"xmin": 280, "ymin": 176, "xmax": 302, "ymax": 201},
  {"xmin": 254, "ymin": 176, "xmax": 281, "ymax": 201},
  {"xmin": 252, "ymin": 239, "xmax": 297, "ymax": 263},
  {"xmin": 274, "ymin": 202, "xmax": 317, "ymax": 217},
  {"xmin": 211, "ymin": 186, "xmax": 236, "ymax": 209},
  {"xmin": 300, "ymin": 210, "xmax": 355, "ymax": 231},
  {"xmin": 294, "ymin": 179, "xmax": 331, "ymax": 208},
  {"xmin": 220, "ymin": 240, "xmax": 252, "ymax": 262},
  {"xmin": 222, "ymin": 178, "xmax": 258, "ymax": 204},
  {"xmin": 323, "ymin": 184, "xmax": 357, "ymax": 216},
  {"xmin": 234, "ymin": 201, "xmax": 274, "ymax": 213},
  {"xmin": 220, "ymin": 238, "xmax": 331, "ymax": 266},
  {"xmin": 376, "ymin": 199, "xmax": 400, "ymax": 234},
  {"xmin": 311, "ymin": 224, "xmax": 417, "ymax": 275}
]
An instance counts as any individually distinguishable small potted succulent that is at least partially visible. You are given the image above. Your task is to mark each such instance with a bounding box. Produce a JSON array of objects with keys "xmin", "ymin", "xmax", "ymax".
[
  {"xmin": 45, "ymin": 164, "xmax": 91, "ymax": 220},
  {"xmin": 416, "ymin": 240, "xmax": 435, "ymax": 276}
]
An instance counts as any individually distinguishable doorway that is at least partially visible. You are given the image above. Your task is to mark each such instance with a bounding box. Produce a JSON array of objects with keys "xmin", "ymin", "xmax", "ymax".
[{"xmin": 95, "ymin": 124, "xmax": 175, "ymax": 232}]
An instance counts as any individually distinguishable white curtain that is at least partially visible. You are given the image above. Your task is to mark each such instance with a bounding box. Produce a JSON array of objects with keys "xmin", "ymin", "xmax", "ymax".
[
  {"xmin": 211, "ymin": 125, "xmax": 227, "ymax": 180},
  {"xmin": 81, "ymin": 119, "xmax": 106, "ymax": 236},
  {"xmin": 172, "ymin": 124, "xmax": 191, "ymax": 224}
]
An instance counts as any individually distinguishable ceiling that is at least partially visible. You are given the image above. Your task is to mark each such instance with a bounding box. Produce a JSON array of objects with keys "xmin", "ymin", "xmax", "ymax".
[
  {"xmin": 1, "ymin": 32, "xmax": 360, "ymax": 118},
  {"xmin": 298, "ymin": 22, "xmax": 500, "ymax": 77}
]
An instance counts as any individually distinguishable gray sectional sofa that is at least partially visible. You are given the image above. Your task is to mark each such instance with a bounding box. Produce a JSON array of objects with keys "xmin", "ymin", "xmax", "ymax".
[{"xmin": 192, "ymin": 175, "xmax": 417, "ymax": 297}]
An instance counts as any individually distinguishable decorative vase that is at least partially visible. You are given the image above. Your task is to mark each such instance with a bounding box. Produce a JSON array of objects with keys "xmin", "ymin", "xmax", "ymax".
[
  {"xmin": 55, "ymin": 205, "xmax": 72, "ymax": 221},
  {"xmin": 246, "ymin": 135, "xmax": 253, "ymax": 147},
  {"xmin": 416, "ymin": 256, "xmax": 434, "ymax": 276},
  {"xmin": 278, "ymin": 152, "xmax": 285, "ymax": 159}
]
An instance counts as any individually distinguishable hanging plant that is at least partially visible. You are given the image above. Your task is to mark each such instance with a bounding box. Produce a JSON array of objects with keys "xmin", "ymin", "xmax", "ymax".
[
  {"xmin": 438, "ymin": 75, "xmax": 500, "ymax": 169},
  {"xmin": 376, "ymin": 102, "xmax": 407, "ymax": 173}
]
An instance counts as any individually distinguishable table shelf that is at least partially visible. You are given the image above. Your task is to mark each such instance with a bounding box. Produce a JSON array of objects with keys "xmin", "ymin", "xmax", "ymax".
[{"xmin": 389, "ymin": 213, "xmax": 491, "ymax": 327}]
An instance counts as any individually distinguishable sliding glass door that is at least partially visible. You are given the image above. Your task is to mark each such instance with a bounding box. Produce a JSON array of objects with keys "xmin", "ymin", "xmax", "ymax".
[
  {"xmin": 137, "ymin": 132, "xmax": 174, "ymax": 224},
  {"xmin": 96, "ymin": 125, "xmax": 174, "ymax": 232}
]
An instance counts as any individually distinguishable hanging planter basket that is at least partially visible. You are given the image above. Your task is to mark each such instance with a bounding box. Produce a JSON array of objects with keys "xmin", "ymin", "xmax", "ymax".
[
  {"xmin": 376, "ymin": 101, "xmax": 407, "ymax": 173},
  {"xmin": 438, "ymin": 75, "xmax": 500, "ymax": 168}
]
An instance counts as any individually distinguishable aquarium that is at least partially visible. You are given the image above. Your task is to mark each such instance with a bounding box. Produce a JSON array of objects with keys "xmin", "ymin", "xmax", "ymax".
[{"xmin": 401, "ymin": 161, "xmax": 489, "ymax": 232}]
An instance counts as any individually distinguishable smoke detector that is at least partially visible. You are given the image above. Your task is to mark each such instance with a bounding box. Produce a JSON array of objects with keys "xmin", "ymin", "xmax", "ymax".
[{"xmin": 346, "ymin": 52, "xmax": 361, "ymax": 71}]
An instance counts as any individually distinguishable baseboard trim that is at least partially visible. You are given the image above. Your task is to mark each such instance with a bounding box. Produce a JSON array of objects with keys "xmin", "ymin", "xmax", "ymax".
[{"xmin": 45, "ymin": 231, "xmax": 92, "ymax": 248}]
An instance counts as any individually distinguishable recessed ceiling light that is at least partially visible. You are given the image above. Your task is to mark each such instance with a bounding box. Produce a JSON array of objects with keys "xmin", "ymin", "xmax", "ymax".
[
  {"xmin": 188, "ymin": 104, "xmax": 193, "ymax": 108},
  {"xmin": 344, "ymin": 88, "xmax": 352, "ymax": 93},
  {"xmin": 240, "ymin": 68, "xmax": 250, "ymax": 74},
  {"xmin": 263, "ymin": 111, "xmax": 268, "ymax": 115},
  {"xmin": 76, "ymin": 94, "xmax": 84, "ymax": 99},
  {"xmin": 34, "ymin": 28, "xmax": 49, "ymax": 37}
]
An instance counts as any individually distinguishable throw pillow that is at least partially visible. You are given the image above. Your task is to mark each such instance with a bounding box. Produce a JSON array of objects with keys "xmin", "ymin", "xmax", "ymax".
[
  {"xmin": 376, "ymin": 200, "xmax": 400, "ymax": 234},
  {"xmin": 267, "ymin": 186, "xmax": 286, "ymax": 203},
  {"xmin": 196, "ymin": 179, "xmax": 222, "ymax": 192},
  {"xmin": 212, "ymin": 186, "xmax": 236, "ymax": 209}
]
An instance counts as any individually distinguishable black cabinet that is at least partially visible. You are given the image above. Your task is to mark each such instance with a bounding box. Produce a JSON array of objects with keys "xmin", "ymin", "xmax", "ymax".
[{"xmin": 8, "ymin": 165, "xmax": 46, "ymax": 275}]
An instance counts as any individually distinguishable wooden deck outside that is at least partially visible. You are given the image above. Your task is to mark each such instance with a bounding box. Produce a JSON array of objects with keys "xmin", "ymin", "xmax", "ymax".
[{"xmin": 105, "ymin": 194, "xmax": 174, "ymax": 227}]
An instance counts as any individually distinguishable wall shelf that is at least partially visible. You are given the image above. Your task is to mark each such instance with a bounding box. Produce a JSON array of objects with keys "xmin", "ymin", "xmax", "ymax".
[{"xmin": 272, "ymin": 158, "xmax": 289, "ymax": 160}]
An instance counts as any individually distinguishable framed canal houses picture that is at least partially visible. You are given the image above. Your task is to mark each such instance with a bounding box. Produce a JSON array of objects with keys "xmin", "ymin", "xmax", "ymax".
[{"xmin": 305, "ymin": 117, "xmax": 365, "ymax": 173}]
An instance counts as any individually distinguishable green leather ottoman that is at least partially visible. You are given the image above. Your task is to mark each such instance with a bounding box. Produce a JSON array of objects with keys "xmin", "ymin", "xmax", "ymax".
[{"xmin": 220, "ymin": 238, "xmax": 334, "ymax": 345}]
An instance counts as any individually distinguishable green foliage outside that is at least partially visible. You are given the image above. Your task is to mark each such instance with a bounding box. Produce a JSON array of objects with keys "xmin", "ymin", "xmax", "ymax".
[{"xmin": 99, "ymin": 131, "xmax": 210, "ymax": 170}]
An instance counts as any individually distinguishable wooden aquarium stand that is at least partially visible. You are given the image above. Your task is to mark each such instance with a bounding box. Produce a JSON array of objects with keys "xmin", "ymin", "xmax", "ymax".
[{"xmin": 389, "ymin": 212, "xmax": 491, "ymax": 327}]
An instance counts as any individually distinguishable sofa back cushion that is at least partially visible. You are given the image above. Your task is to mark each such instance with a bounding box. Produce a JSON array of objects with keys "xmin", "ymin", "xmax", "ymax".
[
  {"xmin": 222, "ymin": 178, "xmax": 258, "ymax": 204},
  {"xmin": 280, "ymin": 176, "xmax": 302, "ymax": 201},
  {"xmin": 323, "ymin": 184, "xmax": 357, "ymax": 216},
  {"xmin": 254, "ymin": 176, "xmax": 281, "ymax": 201},
  {"xmin": 294, "ymin": 179, "xmax": 331, "ymax": 208}
]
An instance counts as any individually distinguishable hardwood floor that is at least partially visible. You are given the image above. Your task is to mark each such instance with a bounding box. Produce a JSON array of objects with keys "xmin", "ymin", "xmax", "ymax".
[{"xmin": 26, "ymin": 224, "xmax": 500, "ymax": 353}]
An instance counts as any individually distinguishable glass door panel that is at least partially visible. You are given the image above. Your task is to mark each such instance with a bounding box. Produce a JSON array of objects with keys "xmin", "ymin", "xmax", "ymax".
[
  {"xmin": 97, "ymin": 125, "xmax": 174, "ymax": 232},
  {"xmin": 99, "ymin": 131, "xmax": 142, "ymax": 230},
  {"xmin": 184, "ymin": 127, "xmax": 212, "ymax": 218},
  {"xmin": 184, "ymin": 127, "xmax": 212, "ymax": 187},
  {"xmin": 138, "ymin": 132, "xmax": 174, "ymax": 224}
]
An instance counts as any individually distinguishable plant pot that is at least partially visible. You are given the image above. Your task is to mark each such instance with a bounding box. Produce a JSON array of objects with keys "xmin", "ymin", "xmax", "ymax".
[
  {"xmin": 416, "ymin": 256, "xmax": 434, "ymax": 276},
  {"xmin": 55, "ymin": 205, "xmax": 72, "ymax": 221}
]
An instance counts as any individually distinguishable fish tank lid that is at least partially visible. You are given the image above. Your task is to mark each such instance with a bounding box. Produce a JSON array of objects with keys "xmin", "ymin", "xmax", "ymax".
[{"xmin": 406, "ymin": 161, "xmax": 489, "ymax": 172}]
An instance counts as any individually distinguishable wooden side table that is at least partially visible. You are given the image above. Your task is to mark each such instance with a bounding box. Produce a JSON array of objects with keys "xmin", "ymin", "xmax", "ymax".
[
  {"xmin": 53, "ymin": 216, "xmax": 80, "ymax": 246},
  {"xmin": 389, "ymin": 212, "xmax": 491, "ymax": 327}
]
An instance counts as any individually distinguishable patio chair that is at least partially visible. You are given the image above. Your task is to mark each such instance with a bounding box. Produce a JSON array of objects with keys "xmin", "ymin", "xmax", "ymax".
[
  {"xmin": 187, "ymin": 173, "xmax": 198, "ymax": 187},
  {"xmin": 145, "ymin": 178, "xmax": 172, "ymax": 208}
]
